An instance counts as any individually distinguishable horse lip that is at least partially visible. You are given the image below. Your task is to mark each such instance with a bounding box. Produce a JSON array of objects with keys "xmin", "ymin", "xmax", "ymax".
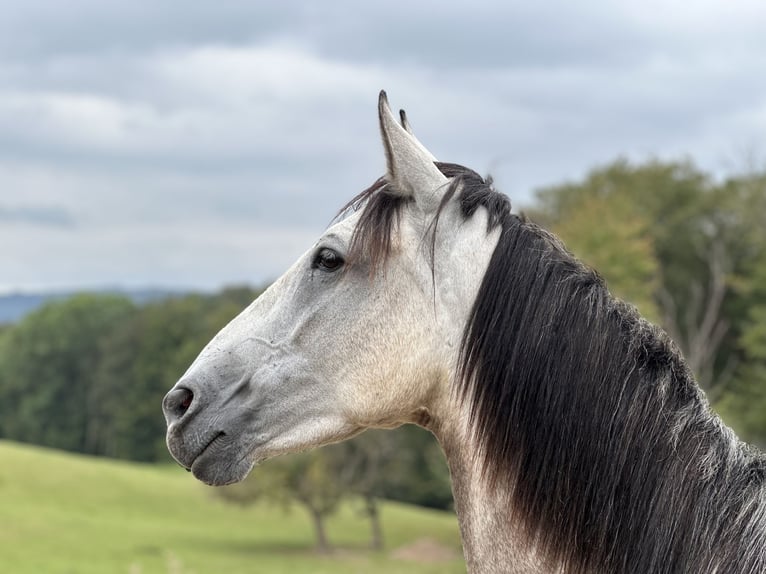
[{"xmin": 184, "ymin": 431, "xmax": 226, "ymax": 470}]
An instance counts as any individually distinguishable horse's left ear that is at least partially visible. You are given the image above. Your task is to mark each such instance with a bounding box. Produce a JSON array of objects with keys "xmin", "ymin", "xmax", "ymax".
[{"xmin": 378, "ymin": 91, "xmax": 448, "ymax": 213}]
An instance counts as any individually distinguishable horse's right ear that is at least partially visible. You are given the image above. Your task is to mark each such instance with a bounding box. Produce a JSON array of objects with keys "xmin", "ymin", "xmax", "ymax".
[
  {"xmin": 378, "ymin": 91, "xmax": 447, "ymax": 214},
  {"xmin": 399, "ymin": 109, "xmax": 422, "ymax": 141}
]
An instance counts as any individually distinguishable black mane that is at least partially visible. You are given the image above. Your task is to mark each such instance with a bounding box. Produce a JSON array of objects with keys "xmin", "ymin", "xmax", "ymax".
[{"xmin": 347, "ymin": 163, "xmax": 766, "ymax": 573}]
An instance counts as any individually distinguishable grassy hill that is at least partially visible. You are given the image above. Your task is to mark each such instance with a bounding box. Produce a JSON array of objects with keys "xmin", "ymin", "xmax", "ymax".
[{"xmin": 0, "ymin": 441, "xmax": 464, "ymax": 573}]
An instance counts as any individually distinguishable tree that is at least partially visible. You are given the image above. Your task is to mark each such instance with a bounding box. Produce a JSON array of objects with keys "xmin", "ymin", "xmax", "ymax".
[
  {"xmin": 214, "ymin": 425, "xmax": 454, "ymax": 552},
  {"xmin": 371, "ymin": 425, "xmax": 453, "ymax": 511},
  {"xmin": 536, "ymin": 187, "xmax": 660, "ymax": 321},
  {"xmin": 326, "ymin": 427, "xmax": 453, "ymax": 550},
  {"xmin": 216, "ymin": 449, "xmax": 345, "ymax": 553},
  {"xmin": 531, "ymin": 159, "xmax": 766, "ymax": 393},
  {"xmin": 717, "ymin": 305, "xmax": 766, "ymax": 447},
  {"xmin": 0, "ymin": 294, "xmax": 135, "ymax": 453},
  {"xmin": 717, "ymin": 253, "xmax": 766, "ymax": 445},
  {"xmin": 328, "ymin": 430, "xmax": 398, "ymax": 550}
]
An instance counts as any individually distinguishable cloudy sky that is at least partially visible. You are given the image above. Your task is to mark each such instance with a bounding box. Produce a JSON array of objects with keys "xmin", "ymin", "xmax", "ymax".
[{"xmin": 1, "ymin": 0, "xmax": 765, "ymax": 293}]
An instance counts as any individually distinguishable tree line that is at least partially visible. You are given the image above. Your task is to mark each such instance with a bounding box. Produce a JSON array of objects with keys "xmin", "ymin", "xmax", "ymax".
[
  {"xmin": 528, "ymin": 159, "xmax": 766, "ymax": 443},
  {"xmin": 0, "ymin": 287, "xmax": 453, "ymax": 550},
  {"xmin": 0, "ymin": 157, "xmax": 764, "ymax": 550},
  {"xmin": 0, "ymin": 287, "xmax": 259, "ymax": 461}
]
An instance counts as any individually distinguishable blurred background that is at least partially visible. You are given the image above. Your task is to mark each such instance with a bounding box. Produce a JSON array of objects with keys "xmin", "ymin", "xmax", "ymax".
[{"xmin": 1, "ymin": 1, "xmax": 765, "ymax": 572}]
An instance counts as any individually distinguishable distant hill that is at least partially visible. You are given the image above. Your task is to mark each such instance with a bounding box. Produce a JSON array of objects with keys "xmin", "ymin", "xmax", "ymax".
[{"xmin": 0, "ymin": 289, "xmax": 184, "ymax": 324}]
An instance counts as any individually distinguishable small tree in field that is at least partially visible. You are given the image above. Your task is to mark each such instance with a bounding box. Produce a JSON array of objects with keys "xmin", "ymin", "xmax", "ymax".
[
  {"xmin": 214, "ymin": 427, "xmax": 454, "ymax": 552},
  {"xmin": 328, "ymin": 431, "xmax": 396, "ymax": 551},
  {"xmin": 214, "ymin": 449, "xmax": 344, "ymax": 553}
]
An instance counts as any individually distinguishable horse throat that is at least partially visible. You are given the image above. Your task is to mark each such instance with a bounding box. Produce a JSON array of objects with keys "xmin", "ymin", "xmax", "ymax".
[{"xmin": 436, "ymin": 418, "xmax": 553, "ymax": 573}]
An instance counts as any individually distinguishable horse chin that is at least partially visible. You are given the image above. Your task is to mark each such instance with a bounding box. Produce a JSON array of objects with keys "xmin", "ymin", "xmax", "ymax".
[
  {"xmin": 182, "ymin": 434, "xmax": 256, "ymax": 486},
  {"xmin": 190, "ymin": 448, "xmax": 255, "ymax": 486}
]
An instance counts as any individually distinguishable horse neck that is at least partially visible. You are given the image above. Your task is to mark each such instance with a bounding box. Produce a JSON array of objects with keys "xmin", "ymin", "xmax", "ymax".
[
  {"xmin": 435, "ymin": 419, "xmax": 553, "ymax": 573},
  {"xmin": 425, "ymin": 216, "xmax": 766, "ymax": 573},
  {"xmin": 431, "ymin": 362, "xmax": 766, "ymax": 574}
]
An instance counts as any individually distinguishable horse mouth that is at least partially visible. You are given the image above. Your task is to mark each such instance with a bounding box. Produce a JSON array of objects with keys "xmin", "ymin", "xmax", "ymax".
[{"xmin": 187, "ymin": 431, "xmax": 226, "ymax": 471}]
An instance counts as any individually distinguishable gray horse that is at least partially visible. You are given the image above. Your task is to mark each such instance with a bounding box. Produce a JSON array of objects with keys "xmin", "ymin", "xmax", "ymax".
[{"xmin": 164, "ymin": 92, "xmax": 766, "ymax": 573}]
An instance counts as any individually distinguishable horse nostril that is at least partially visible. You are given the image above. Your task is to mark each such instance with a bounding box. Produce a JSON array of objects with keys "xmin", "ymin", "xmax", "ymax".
[
  {"xmin": 163, "ymin": 387, "xmax": 195, "ymax": 422},
  {"xmin": 179, "ymin": 390, "xmax": 192, "ymax": 411}
]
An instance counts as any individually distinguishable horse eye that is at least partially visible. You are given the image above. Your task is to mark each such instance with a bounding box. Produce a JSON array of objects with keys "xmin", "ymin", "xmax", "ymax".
[{"xmin": 313, "ymin": 248, "xmax": 344, "ymax": 272}]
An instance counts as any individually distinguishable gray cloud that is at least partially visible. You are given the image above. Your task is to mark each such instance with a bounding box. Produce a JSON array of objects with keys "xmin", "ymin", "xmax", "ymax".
[
  {"xmin": 0, "ymin": 0, "xmax": 764, "ymax": 292},
  {"xmin": 0, "ymin": 205, "xmax": 75, "ymax": 227},
  {"xmin": 0, "ymin": 1, "xmax": 288, "ymax": 58}
]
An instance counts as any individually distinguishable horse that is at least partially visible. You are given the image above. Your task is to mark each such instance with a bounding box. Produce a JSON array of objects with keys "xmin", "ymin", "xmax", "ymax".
[{"xmin": 163, "ymin": 92, "xmax": 766, "ymax": 573}]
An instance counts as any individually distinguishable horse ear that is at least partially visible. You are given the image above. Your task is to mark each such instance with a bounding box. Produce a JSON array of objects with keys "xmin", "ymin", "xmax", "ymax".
[
  {"xmin": 378, "ymin": 91, "xmax": 447, "ymax": 212},
  {"xmin": 399, "ymin": 109, "xmax": 414, "ymax": 134},
  {"xmin": 399, "ymin": 109, "xmax": 437, "ymax": 162}
]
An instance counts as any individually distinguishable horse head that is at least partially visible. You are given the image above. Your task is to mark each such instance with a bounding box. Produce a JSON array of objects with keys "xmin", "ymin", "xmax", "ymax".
[{"xmin": 162, "ymin": 92, "xmax": 500, "ymax": 486}]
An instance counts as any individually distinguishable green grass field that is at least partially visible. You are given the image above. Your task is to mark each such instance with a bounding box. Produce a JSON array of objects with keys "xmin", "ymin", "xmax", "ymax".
[{"xmin": 0, "ymin": 441, "xmax": 464, "ymax": 573}]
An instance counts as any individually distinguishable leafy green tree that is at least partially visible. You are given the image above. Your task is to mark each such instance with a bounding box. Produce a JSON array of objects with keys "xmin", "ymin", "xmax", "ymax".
[
  {"xmin": 326, "ymin": 427, "xmax": 452, "ymax": 549},
  {"xmin": 539, "ymin": 188, "xmax": 660, "ymax": 321},
  {"xmin": 216, "ymin": 449, "xmax": 345, "ymax": 553},
  {"xmin": 717, "ymin": 254, "xmax": 766, "ymax": 445},
  {"xmin": 215, "ymin": 425, "xmax": 454, "ymax": 551},
  {"xmin": 531, "ymin": 160, "xmax": 766, "ymax": 393},
  {"xmin": 717, "ymin": 307, "xmax": 766, "ymax": 447},
  {"xmin": 0, "ymin": 294, "xmax": 135, "ymax": 453},
  {"xmin": 370, "ymin": 425, "xmax": 453, "ymax": 511},
  {"xmin": 329, "ymin": 429, "xmax": 402, "ymax": 550}
]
